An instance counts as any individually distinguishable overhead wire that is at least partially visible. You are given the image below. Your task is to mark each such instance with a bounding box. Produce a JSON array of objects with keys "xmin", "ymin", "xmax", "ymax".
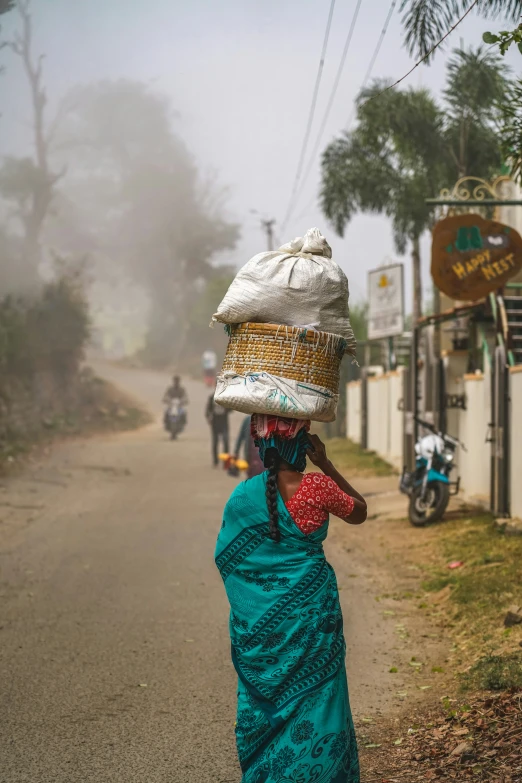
[
  {"xmin": 286, "ymin": 0, "xmax": 477, "ymax": 231},
  {"xmin": 346, "ymin": 0, "xmax": 397, "ymax": 129},
  {"xmin": 358, "ymin": 0, "xmax": 480, "ymax": 109},
  {"xmin": 281, "ymin": 0, "xmax": 364, "ymax": 233},
  {"xmin": 280, "ymin": 0, "xmax": 337, "ymax": 231},
  {"xmin": 291, "ymin": 0, "xmax": 397, "ymax": 227}
]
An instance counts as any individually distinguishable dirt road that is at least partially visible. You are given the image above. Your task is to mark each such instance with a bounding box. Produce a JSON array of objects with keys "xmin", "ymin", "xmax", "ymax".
[{"xmin": 0, "ymin": 365, "xmax": 448, "ymax": 782}]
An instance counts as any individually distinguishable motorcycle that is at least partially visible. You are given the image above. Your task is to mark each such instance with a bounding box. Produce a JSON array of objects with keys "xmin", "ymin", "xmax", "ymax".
[
  {"xmin": 164, "ymin": 399, "xmax": 186, "ymax": 440},
  {"xmin": 399, "ymin": 417, "xmax": 465, "ymax": 527}
]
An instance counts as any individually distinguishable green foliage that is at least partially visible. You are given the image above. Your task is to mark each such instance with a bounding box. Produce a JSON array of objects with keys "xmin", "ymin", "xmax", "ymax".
[
  {"xmin": 400, "ymin": 0, "xmax": 522, "ymax": 61},
  {"xmin": 321, "ymin": 46, "xmax": 510, "ymax": 319},
  {"xmin": 321, "ymin": 81, "xmax": 445, "ymax": 253},
  {"xmin": 0, "ymin": 272, "xmax": 90, "ymax": 378},
  {"xmin": 483, "ymin": 24, "xmax": 522, "ymax": 54},
  {"xmin": 322, "ymin": 46, "xmax": 509, "ymax": 245},
  {"xmin": 444, "ymin": 46, "xmax": 509, "ymax": 178},
  {"xmin": 350, "ymin": 302, "xmax": 368, "ymax": 343},
  {"xmin": 500, "ymin": 78, "xmax": 522, "ymax": 183},
  {"xmin": 460, "ymin": 653, "xmax": 522, "ymax": 690},
  {"xmin": 444, "ymin": 46, "xmax": 509, "ymax": 124}
]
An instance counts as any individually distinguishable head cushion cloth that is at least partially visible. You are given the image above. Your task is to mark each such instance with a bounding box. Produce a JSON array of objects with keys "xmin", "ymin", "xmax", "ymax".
[{"xmin": 251, "ymin": 415, "xmax": 311, "ymax": 473}]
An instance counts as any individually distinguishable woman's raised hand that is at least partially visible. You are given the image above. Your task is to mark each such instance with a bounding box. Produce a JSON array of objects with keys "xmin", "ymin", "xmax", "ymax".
[{"xmin": 306, "ymin": 434, "xmax": 329, "ymax": 470}]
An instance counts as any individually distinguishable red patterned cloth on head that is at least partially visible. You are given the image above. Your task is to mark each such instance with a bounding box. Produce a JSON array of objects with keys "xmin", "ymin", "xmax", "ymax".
[
  {"xmin": 250, "ymin": 414, "xmax": 311, "ymax": 441},
  {"xmin": 285, "ymin": 473, "xmax": 355, "ymax": 535}
]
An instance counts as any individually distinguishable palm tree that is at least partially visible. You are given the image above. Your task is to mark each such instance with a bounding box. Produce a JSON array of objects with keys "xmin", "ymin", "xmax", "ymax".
[
  {"xmin": 444, "ymin": 47, "xmax": 509, "ymax": 177},
  {"xmin": 320, "ymin": 47, "xmax": 510, "ymax": 323},
  {"xmin": 400, "ymin": 0, "xmax": 522, "ymax": 60},
  {"xmin": 321, "ymin": 84, "xmax": 443, "ymax": 324}
]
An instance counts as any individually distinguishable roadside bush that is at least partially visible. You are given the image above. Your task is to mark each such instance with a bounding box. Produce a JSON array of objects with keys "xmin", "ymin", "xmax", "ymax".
[
  {"xmin": 0, "ymin": 272, "xmax": 90, "ymax": 379},
  {"xmin": 460, "ymin": 653, "xmax": 522, "ymax": 691}
]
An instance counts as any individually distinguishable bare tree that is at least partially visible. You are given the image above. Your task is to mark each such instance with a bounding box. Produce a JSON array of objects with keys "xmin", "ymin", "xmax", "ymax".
[{"xmin": 2, "ymin": 0, "xmax": 64, "ymax": 272}]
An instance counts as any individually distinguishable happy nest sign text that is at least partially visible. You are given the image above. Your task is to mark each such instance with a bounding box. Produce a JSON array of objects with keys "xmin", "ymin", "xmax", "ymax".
[{"xmin": 431, "ymin": 214, "xmax": 522, "ymax": 301}]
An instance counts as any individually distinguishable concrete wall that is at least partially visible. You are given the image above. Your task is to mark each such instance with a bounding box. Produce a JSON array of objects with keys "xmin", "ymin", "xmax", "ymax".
[
  {"xmin": 346, "ymin": 381, "xmax": 361, "ymax": 444},
  {"xmin": 510, "ymin": 367, "xmax": 522, "ymax": 519},
  {"xmin": 348, "ymin": 342, "xmax": 522, "ymax": 516},
  {"xmin": 347, "ymin": 369, "xmax": 405, "ymax": 469},
  {"xmin": 458, "ymin": 373, "xmax": 490, "ymax": 506},
  {"xmin": 347, "ymin": 364, "xmax": 493, "ymax": 494},
  {"xmin": 367, "ymin": 375, "xmax": 387, "ymax": 458},
  {"xmin": 388, "ymin": 370, "xmax": 404, "ymax": 467}
]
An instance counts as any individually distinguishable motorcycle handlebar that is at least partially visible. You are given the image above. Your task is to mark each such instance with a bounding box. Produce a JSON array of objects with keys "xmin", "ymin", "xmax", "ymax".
[
  {"xmin": 413, "ymin": 416, "xmax": 467, "ymax": 452},
  {"xmin": 413, "ymin": 416, "xmax": 436, "ymax": 433}
]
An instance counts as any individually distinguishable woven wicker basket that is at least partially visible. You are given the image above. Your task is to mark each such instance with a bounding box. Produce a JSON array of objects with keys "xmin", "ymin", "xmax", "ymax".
[{"xmin": 221, "ymin": 322, "xmax": 347, "ymax": 394}]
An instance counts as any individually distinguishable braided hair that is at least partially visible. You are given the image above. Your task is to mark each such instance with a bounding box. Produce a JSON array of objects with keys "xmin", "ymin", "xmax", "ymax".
[{"xmin": 264, "ymin": 447, "xmax": 281, "ymax": 543}]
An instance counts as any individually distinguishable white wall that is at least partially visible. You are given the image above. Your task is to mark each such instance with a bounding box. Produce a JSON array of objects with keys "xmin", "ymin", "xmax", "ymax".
[
  {"xmin": 367, "ymin": 375, "xmax": 387, "ymax": 457},
  {"xmin": 349, "ymin": 369, "xmax": 405, "ymax": 469},
  {"xmin": 510, "ymin": 367, "xmax": 522, "ymax": 519},
  {"xmin": 346, "ymin": 381, "xmax": 362, "ymax": 444},
  {"xmin": 458, "ymin": 373, "xmax": 490, "ymax": 505},
  {"xmin": 389, "ymin": 370, "xmax": 405, "ymax": 467},
  {"xmin": 348, "ymin": 350, "xmax": 522, "ymax": 517}
]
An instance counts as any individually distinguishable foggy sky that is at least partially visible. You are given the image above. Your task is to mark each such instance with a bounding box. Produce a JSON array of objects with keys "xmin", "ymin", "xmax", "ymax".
[{"xmin": 1, "ymin": 0, "xmax": 520, "ymax": 311}]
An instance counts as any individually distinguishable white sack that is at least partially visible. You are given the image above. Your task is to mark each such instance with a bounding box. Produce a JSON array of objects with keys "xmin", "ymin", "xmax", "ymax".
[
  {"xmin": 213, "ymin": 227, "xmax": 356, "ymax": 355},
  {"xmin": 215, "ymin": 371, "xmax": 338, "ymax": 423}
]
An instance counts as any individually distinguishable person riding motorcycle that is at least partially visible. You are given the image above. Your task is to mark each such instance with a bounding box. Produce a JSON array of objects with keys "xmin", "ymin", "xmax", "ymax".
[{"xmin": 163, "ymin": 376, "xmax": 188, "ymax": 430}]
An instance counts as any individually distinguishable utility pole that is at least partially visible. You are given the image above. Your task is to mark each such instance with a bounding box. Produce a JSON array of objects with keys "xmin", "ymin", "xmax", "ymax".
[{"xmin": 261, "ymin": 218, "xmax": 276, "ymax": 251}]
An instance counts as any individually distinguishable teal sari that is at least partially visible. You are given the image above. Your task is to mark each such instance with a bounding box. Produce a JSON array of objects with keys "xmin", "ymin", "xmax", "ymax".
[{"xmin": 215, "ymin": 473, "xmax": 360, "ymax": 783}]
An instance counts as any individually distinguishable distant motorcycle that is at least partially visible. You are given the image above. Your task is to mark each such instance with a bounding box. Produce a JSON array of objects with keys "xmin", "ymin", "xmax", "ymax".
[
  {"xmin": 164, "ymin": 400, "xmax": 186, "ymax": 440},
  {"xmin": 399, "ymin": 417, "xmax": 464, "ymax": 526}
]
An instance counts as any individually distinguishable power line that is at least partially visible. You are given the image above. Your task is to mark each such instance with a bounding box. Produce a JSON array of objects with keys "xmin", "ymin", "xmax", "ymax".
[
  {"xmin": 282, "ymin": 0, "xmax": 364, "ymax": 232},
  {"xmin": 346, "ymin": 0, "xmax": 397, "ymax": 128},
  {"xmin": 287, "ymin": 0, "xmax": 475, "ymax": 229},
  {"xmin": 281, "ymin": 0, "xmax": 337, "ymax": 231},
  {"xmin": 359, "ymin": 0, "xmax": 480, "ymax": 109},
  {"xmin": 294, "ymin": 0, "xmax": 396, "ymax": 226}
]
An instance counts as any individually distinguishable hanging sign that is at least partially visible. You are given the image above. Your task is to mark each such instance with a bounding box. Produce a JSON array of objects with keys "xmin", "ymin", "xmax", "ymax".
[
  {"xmin": 431, "ymin": 214, "xmax": 522, "ymax": 301},
  {"xmin": 368, "ymin": 263, "xmax": 404, "ymax": 340}
]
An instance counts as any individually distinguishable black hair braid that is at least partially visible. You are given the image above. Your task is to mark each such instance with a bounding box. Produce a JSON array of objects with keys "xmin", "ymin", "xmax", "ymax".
[{"xmin": 264, "ymin": 448, "xmax": 281, "ymax": 543}]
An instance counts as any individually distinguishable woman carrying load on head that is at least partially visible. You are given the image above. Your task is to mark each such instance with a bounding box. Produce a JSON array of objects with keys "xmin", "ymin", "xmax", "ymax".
[{"xmin": 215, "ymin": 415, "xmax": 367, "ymax": 783}]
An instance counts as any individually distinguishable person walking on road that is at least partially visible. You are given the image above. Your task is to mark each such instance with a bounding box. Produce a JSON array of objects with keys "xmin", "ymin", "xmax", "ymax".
[
  {"xmin": 215, "ymin": 416, "xmax": 367, "ymax": 782},
  {"xmin": 202, "ymin": 349, "xmax": 218, "ymax": 387},
  {"xmin": 234, "ymin": 415, "xmax": 264, "ymax": 478},
  {"xmin": 206, "ymin": 392, "xmax": 230, "ymax": 467}
]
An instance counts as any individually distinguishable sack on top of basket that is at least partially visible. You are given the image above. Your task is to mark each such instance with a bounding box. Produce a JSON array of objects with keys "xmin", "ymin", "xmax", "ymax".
[{"xmin": 212, "ymin": 227, "xmax": 356, "ymax": 356}]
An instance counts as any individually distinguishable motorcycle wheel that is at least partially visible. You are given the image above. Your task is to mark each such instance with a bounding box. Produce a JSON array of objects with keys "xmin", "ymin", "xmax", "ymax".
[{"xmin": 408, "ymin": 482, "xmax": 450, "ymax": 527}]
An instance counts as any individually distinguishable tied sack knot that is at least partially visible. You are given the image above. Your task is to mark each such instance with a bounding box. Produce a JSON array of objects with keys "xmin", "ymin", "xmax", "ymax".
[{"xmin": 278, "ymin": 227, "xmax": 332, "ymax": 259}]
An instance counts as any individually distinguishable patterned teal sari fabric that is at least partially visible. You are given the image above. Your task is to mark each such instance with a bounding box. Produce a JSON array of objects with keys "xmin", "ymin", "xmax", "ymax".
[{"xmin": 215, "ymin": 473, "xmax": 360, "ymax": 783}]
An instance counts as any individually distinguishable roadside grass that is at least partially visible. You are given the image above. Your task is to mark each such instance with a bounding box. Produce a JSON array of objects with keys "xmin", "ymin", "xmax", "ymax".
[
  {"xmin": 322, "ymin": 437, "xmax": 396, "ymax": 477},
  {"xmin": 460, "ymin": 653, "xmax": 522, "ymax": 691},
  {"xmin": 419, "ymin": 513, "xmax": 522, "ymax": 689}
]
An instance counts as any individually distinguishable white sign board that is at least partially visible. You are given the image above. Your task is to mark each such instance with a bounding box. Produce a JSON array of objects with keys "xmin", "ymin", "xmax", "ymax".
[{"xmin": 368, "ymin": 264, "xmax": 404, "ymax": 340}]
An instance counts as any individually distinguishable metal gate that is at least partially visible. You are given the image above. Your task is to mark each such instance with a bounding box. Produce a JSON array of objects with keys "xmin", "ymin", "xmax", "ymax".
[{"xmin": 490, "ymin": 344, "xmax": 510, "ymax": 517}]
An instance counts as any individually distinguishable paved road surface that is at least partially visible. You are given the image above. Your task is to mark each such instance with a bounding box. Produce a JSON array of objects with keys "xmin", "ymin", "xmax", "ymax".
[{"xmin": 0, "ymin": 365, "xmax": 416, "ymax": 782}]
